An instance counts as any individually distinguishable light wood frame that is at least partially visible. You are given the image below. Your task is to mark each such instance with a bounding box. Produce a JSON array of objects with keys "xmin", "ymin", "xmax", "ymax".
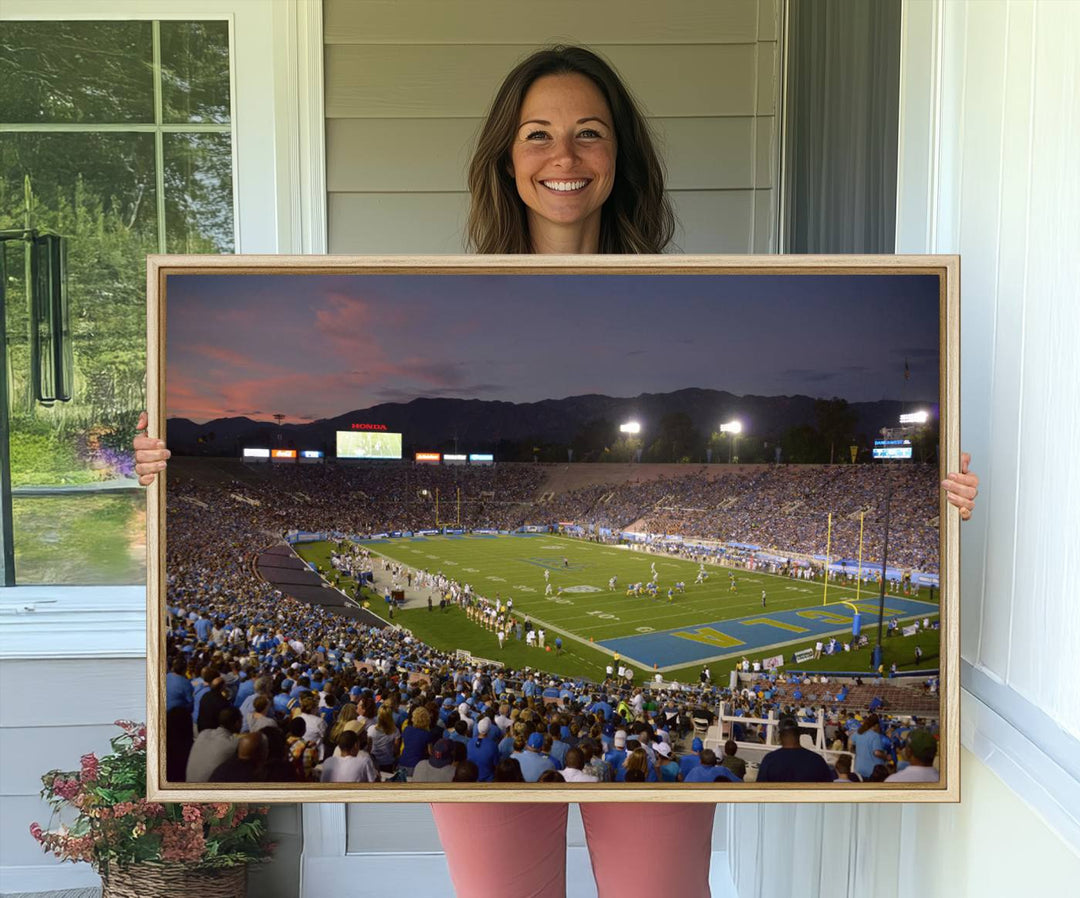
[{"xmin": 146, "ymin": 253, "xmax": 960, "ymax": 803}]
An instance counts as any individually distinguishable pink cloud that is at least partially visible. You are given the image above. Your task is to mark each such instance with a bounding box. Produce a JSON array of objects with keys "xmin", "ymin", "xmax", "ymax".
[{"xmin": 312, "ymin": 293, "xmax": 390, "ymax": 360}]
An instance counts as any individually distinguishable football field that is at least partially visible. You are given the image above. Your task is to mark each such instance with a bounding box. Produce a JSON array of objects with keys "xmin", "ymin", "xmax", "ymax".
[{"xmin": 331, "ymin": 533, "xmax": 939, "ymax": 675}]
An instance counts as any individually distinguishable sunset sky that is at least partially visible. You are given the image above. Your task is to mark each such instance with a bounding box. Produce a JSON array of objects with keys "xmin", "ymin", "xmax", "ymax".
[{"xmin": 166, "ymin": 272, "xmax": 940, "ymax": 423}]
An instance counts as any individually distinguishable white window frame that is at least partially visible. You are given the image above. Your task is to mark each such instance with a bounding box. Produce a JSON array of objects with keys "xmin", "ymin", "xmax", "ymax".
[{"xmin": 0, "ymin": 0, "xmax": 326, "ymax": 660}]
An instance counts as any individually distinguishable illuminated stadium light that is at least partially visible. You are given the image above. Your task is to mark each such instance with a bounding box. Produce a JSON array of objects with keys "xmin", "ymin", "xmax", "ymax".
[
  {"xmin": 719, "ymin": 420, "xmax": 743, "ymax": 463},
  {"xmin": 271, "ymin": 449, "xmax": 297, "ymax": 460},
  {"xmin": 469, "ymin": 453, "xmax": 494, "ymax": 464},
  {"xmin": 443, "ymin": 454, "xmax": 467, "ymax": 464},
  {"xmin": 899, "ymin": 410, "xmax": 930, "ymax": 425},
  {"xmin": 619, "ymin": 421, "xmax": 641, "ymax": 434},
  {"xmin": 242, "ymin": 448, "xmax": 270, "ymax": 459},
  {"xmin": 300, "ymin": 450, "xmax": 323, "ymax": 459},
  {"xmin": 415, "ymin": 452, "xmax": 441, "ymax": 463}
]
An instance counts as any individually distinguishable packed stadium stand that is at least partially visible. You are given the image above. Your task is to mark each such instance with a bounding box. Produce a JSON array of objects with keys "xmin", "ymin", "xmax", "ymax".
[{"xmin": 163, "ymin": 459, "xmax": 941, "ymax": 786}]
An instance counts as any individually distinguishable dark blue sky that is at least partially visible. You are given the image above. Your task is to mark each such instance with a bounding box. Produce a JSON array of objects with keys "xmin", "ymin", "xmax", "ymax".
[{"xmin": 167, "ymin": 273, "xmax": 940, "ymax": 423}]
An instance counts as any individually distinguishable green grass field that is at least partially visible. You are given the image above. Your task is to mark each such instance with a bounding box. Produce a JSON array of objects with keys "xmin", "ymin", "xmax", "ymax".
[{"xmin": 295, "ymin": 533, "xmax": 939, "ymax": 684}]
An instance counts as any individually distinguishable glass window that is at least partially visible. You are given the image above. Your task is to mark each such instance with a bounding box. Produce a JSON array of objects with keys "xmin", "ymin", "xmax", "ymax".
[
  {"xmin": 0, "ymin": 22, "xmax": 155, "ymax": 124},
  {"xmin": 160, "ymin": 21, "xmax": 232, "ymax": 125},
  {"xmin": 1, "ymin": 20, "xmax": 234, "ymax": 585},
  {"xmin": 164, "ymin": 132, "xmax": 235, "ymax": 253}
]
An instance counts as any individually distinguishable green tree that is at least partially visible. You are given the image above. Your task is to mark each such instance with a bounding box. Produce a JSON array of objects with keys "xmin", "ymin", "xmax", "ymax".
[
  {"xmin": 645, "ymin": 412, "xmax": 701, "ymax": 463},
  {"xmin": 570, "ymin": 417, "xmax": 614, "ymax": 463},
  {"xmin": 781, "ymin": 424, "xmax": 825, "ymax": 463},
  {"xmin": 814, "ymin": 397, "xmax": 858, "ymax": 465},
  {"xmin": 2, "ymin": 20, "xmax": 234, "ymax": 486}
]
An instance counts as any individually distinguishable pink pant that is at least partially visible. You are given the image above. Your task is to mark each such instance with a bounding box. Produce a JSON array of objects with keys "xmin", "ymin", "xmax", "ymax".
[{"xmin": 431, "ymin": 803, "xmax": 716, "ymax": 898}]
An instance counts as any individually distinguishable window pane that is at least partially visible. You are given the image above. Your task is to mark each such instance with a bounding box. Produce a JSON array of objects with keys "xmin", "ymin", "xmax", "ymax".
[
  {"xmin": 0, "ymin": 22, "xmax": 154, "ymax": 124},
  {"xmin": 0, "ymin": 132, "xmax": 159, "ymax": 238},
  {"xmin": 12, "ymin": 493, "xmax": 145, "ymax": 585},
  {"xmin": 164, "ymin": 133, "xmax": 235, "ymax": 253},
  {"xmin": 160, "ymin": 20, "xmax": 232, "ymax": 124},
  {"xmin": 2, "ymin": 132, "xmax": 156, "ymax": 488},
  {"xmin": 1, "ymin": 20, "xmax": 235, "ymax": 587}
]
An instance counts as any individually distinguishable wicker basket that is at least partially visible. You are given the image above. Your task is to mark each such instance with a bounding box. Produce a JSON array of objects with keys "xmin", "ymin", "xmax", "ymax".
[{"xmin": 100, "ymin": 862, "xmax": 247, "ymax": 898}]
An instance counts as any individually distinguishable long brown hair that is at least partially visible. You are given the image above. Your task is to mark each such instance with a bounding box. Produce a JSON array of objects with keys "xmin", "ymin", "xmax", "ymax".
[
  {"xmin": 375, "ymin": 704, "xmax": 396, "ymax": 735},
  {"xmin": 467, "ymin": 45, "xmax": 675, "ymax": 254},
  {"xmin": 623, "ymin": 748, "xmax": 650, "ymax": 778},
  {"xmin": 857, "ymin": 713, "xmax": 880, "ymax": 734},
  {"xmin": 329, "ymin": 702, "xmax": 358, "ymax": 744}
]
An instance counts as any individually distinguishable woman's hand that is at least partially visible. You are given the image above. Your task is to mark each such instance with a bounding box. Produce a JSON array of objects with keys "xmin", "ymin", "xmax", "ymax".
[
  {"xmin": 133, "ymin": 411, "xmax": 170, "ymax": 486},
  {"xmin": 942, "ymin": 452, "xmax": 979, "ymax": 521}
]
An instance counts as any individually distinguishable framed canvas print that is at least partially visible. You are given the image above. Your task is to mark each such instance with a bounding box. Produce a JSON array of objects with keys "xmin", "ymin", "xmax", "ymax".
[{"xmin": 145, "ymin": 254, "xmax": 959, "ymax": 803}]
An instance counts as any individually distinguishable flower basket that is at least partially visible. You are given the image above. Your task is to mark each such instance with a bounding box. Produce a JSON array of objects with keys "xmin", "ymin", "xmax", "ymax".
[
  {"xmin": 31, "ymin": 721, "xmax": 273, "ymax": 887},
  {"xmin": 101, "ymin": 861, "xmax": 247, "ymax": 898}
]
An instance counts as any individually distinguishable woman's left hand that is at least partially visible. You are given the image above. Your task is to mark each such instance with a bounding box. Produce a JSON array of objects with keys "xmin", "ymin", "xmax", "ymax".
[{"xmin": 942, "ymin": 452, "xmax": 979, "ymax": 521}]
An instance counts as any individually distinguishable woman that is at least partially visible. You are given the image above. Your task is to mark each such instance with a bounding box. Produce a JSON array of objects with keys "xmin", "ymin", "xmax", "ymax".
[
  {"xmin": 355, "ymin": 694, "xmax": 378, "ymax": 732},
  {"xmin": 851, "ymin": 713, "xmax": 888, "ymax": 781},
  {"xmin": 398, "ymin": 705, "xmax": 439, "ymax": 776},
  {"xmin": 366, "ymin": 704, "xmax": 400, "ymax": 774},
  {"xmin": 328, "ymin": 701, "xmax": 358, "ymax": 753},
  {"xmin": 135, "ymin": 43, "xmax": 980, "ymax": 898},
  {"xmin": 622, "ymin": 747, "xmax": 652, "ymax": 782}
]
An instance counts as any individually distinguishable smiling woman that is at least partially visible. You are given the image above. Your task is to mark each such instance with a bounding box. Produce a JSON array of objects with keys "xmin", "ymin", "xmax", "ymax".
[
  {"xmin": 509, "ymin": 73, "xmax": 617, "ymax": 253},
  {"xmin": 466, "ymin": 45, "xmax": 674, "ymax": 255}
]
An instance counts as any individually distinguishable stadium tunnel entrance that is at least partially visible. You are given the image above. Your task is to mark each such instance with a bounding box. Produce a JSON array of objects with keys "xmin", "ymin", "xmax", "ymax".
[{"xmin": 256, "ymin": 544, "xmax": 390, "ymax": 629}]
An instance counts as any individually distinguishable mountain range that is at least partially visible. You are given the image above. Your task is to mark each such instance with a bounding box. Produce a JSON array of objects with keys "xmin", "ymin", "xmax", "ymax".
[{"xmin": 166, "ymin": 388, "xmax": 934, "ymax": 457}]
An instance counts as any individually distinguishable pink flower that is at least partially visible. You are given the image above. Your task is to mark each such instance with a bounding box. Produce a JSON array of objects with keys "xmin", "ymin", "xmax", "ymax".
[
  {"xmin": 181, "ymin": 805, "xmax": 202, "ymax": 824},
  {"xmin": 160, "ymin": 821, "xmax": 206, "ymax": 863},
  {"xmin": 207, "ymin": 802, "xmax": 232, "ymax": 820},
  {"xmin": 80, "ymin": 753, "xmax": 100, "ymax": 782},
  {"xmin": 52, "ymin": 777, "xmax": 80, "ymax": 801},
  {"xmin": 29, "ymin": 822, "xmax": 43, "ymax": 842}
]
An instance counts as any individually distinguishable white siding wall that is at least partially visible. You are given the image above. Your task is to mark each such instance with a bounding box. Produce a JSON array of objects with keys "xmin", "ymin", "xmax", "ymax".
[
  {"xmin": 0, "ymin": 593, "xmax": 303, "ymax": 897},
  {"xmin": 324, "ymin": 0, "xmax": 781, "ymax": 253},
  {"xmin": 730, "ymin": 1, "xmax": 1080, "ymax": 893},
  {"xmin": 0, "ymin": 655, "xmax": 147, "ymax": 890}
]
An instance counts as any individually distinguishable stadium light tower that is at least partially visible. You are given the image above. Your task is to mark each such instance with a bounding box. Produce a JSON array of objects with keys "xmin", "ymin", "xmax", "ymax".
[
  {"xmin": 619, "ymin": 421, "xmax": 642, "ymax": 462},
  {"xmin": 870, "ymin": 411, "xmax": 922, "ymax": 670},
  {"xmin": 899, "ymin": 410, "xmax": 930, "ymax": 425},
  {"xmin": 720, "ymin": 420, "xmax": 742, "ymax": 463}
]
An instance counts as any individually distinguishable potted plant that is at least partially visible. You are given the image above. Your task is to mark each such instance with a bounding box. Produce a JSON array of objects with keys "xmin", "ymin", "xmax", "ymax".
[{"xmin": 30, "ymin": 720, "xmax": 274, "ymax": 897}]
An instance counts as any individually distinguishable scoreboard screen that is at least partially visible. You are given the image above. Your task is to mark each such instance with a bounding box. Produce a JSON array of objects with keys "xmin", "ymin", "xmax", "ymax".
[
  {"xmin": 336, "ymin": 430, "xmax": 402, "ymax": 459},
  {"xmin": 873, "ymin": 439, "xmax": 912, "ymax": 460}
]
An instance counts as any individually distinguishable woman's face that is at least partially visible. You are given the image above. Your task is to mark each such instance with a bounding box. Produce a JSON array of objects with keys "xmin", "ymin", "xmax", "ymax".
[{"xmin": 509, "ymin": 73, "xmax": 616, "ymax": 248}]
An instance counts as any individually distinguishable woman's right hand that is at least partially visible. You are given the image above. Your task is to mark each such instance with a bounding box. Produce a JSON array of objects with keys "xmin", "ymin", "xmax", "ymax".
[{"xmin": 133, "ymin": 411, "xmax": 170, "ymax": 486}]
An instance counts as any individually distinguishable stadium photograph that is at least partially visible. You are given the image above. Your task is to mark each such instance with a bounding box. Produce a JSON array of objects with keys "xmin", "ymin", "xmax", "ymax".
[{"xmin": 151, "ymin": 259, "xmax": 953, "ymax": 799}]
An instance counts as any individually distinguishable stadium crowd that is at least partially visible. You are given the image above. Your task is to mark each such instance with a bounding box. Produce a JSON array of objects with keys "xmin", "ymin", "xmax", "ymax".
[
  {"xmin": 174, "ymin": 460, "xmax": 937, "ymax": 572},
  {"xmin": 546, "ymin": 464, "xmax": 939, "ymax": 572},
  {"xmin": 163, "ymin": 462, "xmax": 940, "ymax": 786}
]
